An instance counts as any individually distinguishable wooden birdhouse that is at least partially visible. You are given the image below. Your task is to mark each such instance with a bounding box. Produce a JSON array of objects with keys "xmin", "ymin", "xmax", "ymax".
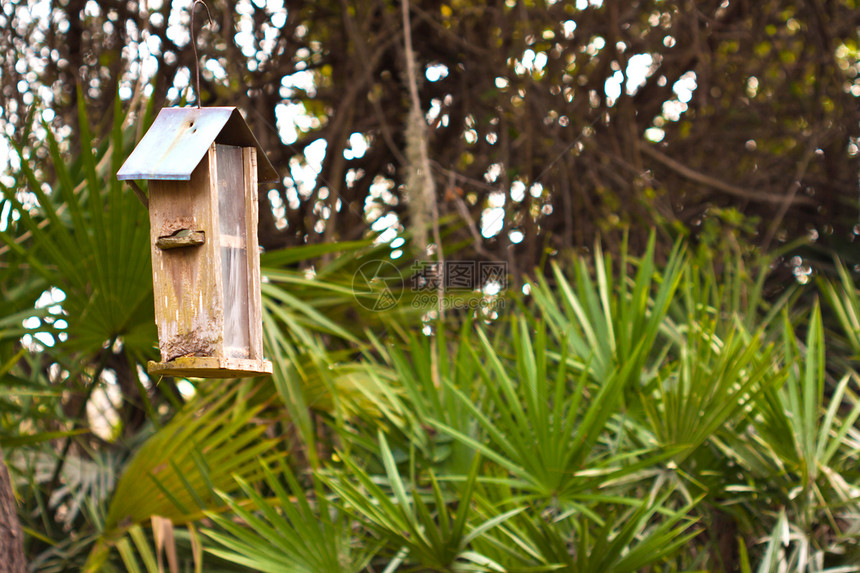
[{"xmin": 117, "ymin": 107, "xmax": 276, "ymax": 378}]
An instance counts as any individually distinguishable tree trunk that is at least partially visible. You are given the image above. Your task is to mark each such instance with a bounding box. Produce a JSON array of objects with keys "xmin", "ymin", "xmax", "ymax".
[{"xmin": 0, "ymin": 446, "xmax": 26, "ymax": 573}]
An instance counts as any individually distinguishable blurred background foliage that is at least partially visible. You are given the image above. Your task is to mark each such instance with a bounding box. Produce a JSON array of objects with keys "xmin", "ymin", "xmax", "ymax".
[
  {"xmin": 1, "ymin": 0, "xmax": 860, "ymax": 571},
  {"xmin": 0, "ymin": 0, "xmax": 857, "ymax": 271}
]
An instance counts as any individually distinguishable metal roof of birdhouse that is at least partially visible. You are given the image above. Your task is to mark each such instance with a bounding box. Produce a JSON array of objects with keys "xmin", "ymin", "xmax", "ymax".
[{"xmin": 117, "ymin": 107, "xmax": 278, "ymax": 183}]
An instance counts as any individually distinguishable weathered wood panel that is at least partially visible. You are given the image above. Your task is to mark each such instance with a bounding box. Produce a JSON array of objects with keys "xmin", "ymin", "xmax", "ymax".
[
  {"xmin": 149, "ymin": 150, "xmax": 223, "ymax": 362},
  {"xmin": 244, "ymin": 147, "xmax": 264, "ymax": 361}
]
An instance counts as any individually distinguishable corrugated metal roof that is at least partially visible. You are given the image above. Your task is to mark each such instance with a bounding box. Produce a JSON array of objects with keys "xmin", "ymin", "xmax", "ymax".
[{"xmin": 116, "ymin": 107, "xmax": 278, "ymax": 183}]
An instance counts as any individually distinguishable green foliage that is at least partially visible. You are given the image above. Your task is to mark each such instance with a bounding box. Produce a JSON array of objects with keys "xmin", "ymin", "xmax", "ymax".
[
  {"xmin": 81, "ymin": 378, "xmax": 281, "ymax": 572},
  {"xmin": 204, "ymin": 459, "xmax": 376, "ymax": 573},
  {"xmin": 431, "ymin": 322, "xmax": 675, "ymax": 503},
  {"xmin": 195, "ymin": 237, "xmax": 860, "ymax": 571},
  {"xmin": 0, "ymin": 87, "xmax": 155, "ymax": 355},
  {"xmin": 5, "ymin": 93, "xmax": 860, "ymax": 571},
  {"xmin": 529, "ymin": 235, "xmax": 685, "ymax": 383},
  {"xmin": 322, "ymin": 434, "xmax": 514, "ymax": 571}
]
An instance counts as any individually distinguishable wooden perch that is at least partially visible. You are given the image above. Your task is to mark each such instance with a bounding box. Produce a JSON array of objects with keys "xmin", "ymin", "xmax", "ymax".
[{"xmin": 156, "ymin": 229, "xmax": 205, "ymax": 250}]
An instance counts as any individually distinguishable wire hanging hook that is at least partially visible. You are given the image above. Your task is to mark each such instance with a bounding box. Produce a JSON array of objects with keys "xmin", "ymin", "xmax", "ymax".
[{"xmin": 190, "ymin": 0, "xmax": 213, "ymax": 108}]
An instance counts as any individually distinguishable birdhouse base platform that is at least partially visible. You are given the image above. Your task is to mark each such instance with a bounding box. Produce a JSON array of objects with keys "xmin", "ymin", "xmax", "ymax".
[{"xmin": 148, "ymin": 356, "xmax": 273, "ymax": 378}]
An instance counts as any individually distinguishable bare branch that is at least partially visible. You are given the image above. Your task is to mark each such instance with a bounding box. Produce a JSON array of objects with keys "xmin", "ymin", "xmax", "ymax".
[{"xmin": 637, "ymin": 142, "xmax": 816, "ymax": 207}]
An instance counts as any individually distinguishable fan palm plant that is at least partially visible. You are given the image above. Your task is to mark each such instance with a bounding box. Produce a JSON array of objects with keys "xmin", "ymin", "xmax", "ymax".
[
  {"xmin": 0, "ymin": 89, "xmax": 155, "ymax": 358},
  {"xmin": 7, "ymin": 86, "xmax": 860, "ymax": 572},
  {"xmin": 0, "ymin": 89, "xmax": 162, "ymax": 569}
]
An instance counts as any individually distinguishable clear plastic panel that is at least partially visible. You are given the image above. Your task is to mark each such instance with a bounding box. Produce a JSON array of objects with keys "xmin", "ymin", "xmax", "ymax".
[{"xmin": 217, "ymin": 145, "xmax": 250, "ymax": 357}]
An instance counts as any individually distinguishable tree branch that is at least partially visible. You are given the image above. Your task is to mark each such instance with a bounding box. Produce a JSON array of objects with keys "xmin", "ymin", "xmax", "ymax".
[
  {"xmin": 637, "ymin": 141, "xmax": 816, "ymax": 207},
  {"xmin": 0, "ymin": 446, "xmax": 26, "ymax": 572}
]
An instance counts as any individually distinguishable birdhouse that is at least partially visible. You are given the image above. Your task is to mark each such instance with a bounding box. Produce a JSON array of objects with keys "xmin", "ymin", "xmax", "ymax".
[{"xmin": 117, "ymin": 107, "xmax": 276, "ymax": 378}]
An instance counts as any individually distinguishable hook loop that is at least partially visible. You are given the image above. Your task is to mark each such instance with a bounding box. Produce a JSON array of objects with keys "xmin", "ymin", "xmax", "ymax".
[{"xmin": 190, "ymin": 0, "xmax": 213, "ymax": 108}]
